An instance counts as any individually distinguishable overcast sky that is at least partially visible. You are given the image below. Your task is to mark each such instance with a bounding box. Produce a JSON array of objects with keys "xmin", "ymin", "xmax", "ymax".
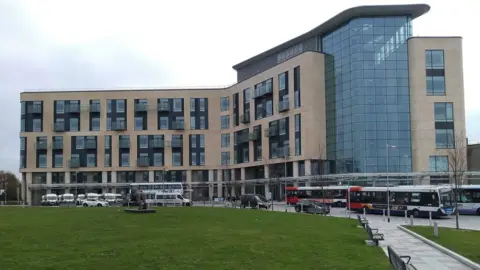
[{"xmin": 1, "ymin": 0, "xmax": 479, "ymax": 175}]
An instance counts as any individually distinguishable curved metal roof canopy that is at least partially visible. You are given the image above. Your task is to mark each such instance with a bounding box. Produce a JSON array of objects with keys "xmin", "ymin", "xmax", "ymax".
[{"xmin": 232, "ymin": 4, "xmax": 430, "ymax": 70}]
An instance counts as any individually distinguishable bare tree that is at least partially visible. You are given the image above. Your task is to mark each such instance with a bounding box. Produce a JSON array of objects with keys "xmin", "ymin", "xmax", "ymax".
[{"xmin": 444, "ymin": 131, "xmax": 468, "ymax": 230}]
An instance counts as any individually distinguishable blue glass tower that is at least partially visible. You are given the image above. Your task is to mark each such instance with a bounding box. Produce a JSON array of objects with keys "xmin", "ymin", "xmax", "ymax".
[{"xmin": 323, "ymin": 16, "xmax": 413, "ymax": 174}]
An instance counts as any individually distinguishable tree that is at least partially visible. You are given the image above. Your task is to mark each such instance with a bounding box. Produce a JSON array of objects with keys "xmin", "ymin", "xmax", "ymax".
[
  {"xmin": 262, "ymin": 156, "xmax": 275, "ymax": 210},
  {"xmin": 0, "ymin": 171, "xmax": 21, "ymax": 202},
  {"xmin": 444, "ymin": 131, "xmax": 468, "ymax": 230}
]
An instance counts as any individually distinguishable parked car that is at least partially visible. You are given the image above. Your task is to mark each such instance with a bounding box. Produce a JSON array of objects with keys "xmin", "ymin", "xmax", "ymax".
[
  {"xmin": 240, "ymin": 194, "xmax": 269, "ymax": 209},
  {"xmin": 82, "ymin": 198, "xmax": 109, "ymax": 207},
  {"xmin": 295, "ymin": 199, "xmax": 330, "ymax": 215}
]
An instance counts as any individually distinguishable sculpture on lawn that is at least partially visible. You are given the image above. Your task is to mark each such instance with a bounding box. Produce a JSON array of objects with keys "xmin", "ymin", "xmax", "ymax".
[{"xmin": 130, "ymin": 189, "xmax": 147, "ymax": 210}]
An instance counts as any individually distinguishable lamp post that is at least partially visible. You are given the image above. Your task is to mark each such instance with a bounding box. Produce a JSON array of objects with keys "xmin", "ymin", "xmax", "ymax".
[
  {"xmin": 283, "ymin": 146, "xmax": 289, "ymax": 212},
  {"xmin": 386, "ymin": 144, "xmax": 396, "ymax": 223}
]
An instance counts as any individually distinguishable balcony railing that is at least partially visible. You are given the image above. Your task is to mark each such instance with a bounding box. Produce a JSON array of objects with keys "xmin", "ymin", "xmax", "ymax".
[
  {"xmin": 66, "ymin": 104, "xmax": 80, "ymax": 113},
  {"xmin": 52, "ymin": 141, "xmax": 63, "ymax": 150},
  {"xmin": 157, "ymin": 102, "xmax": 170, "ymax": 112},
  {"xmin": 68, "ymin": 159, "xmax": 80, "ymax": 168},
  {"xmin": 35, "ymin": 141, "xmax": 48, "ymax": 150},
  {"xmin": 150, "ymin": 139, "xmax": 164, "ymax": 148},
  {"xmin": 119, "ymin": 140, "xmax": 130, "ymax": 148},
  {"xmin": 248, "ymin": 132, "xmax": 258, "ymax": 141},
  {"xmin": 277, "ymin": 145, "xmax": 290, "ymax": 158},
  {"xmin": 89, "ymin": 104, "xmax": 101, "ymax": 113},
  {"xmin": 135, "ymin": 103, "xmax": 149, "ymax": 112},
  {"xmin": 171, "ymin": 139, "xmax": 183, "ymax": 148},
  {"xmin": 278, "ymin": 99, "xmax": 290, "ymax": 112},
  {"xmin": 137, "ymin": 157, "xmax": 150, "ymax": 167},
  {"xmin": 237, "ymin": 135, "xmax": 249, "ymax": 144},
  {"xmin": 265, "ymin": 126, "xmax": 278, "ymax": 137},
  {"xmin": 253, "ymin": 82, "xmax": 273, "ymax": 99},
  {"xmin": 240, "ymin": 113, "xmax": 250, "ymax": 124},
  {"xmin": 85, "ymin": 140, "xmax": 96, "ymax": 149},
  {"xmin": 53, "ymin": 122, "xmax": 65, "ymax": 132},
  {"xmin": 112, "ymin": 120, "xmax": 126, "ymax": 131},
  {"xmin": 172, "ymin": 121, "xmax": 185, "ymax": 130}
]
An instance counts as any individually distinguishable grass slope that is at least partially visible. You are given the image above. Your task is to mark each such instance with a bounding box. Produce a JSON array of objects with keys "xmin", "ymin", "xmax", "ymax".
[
  {"xmin": 409, "ymin": 226, "xmax": 480, "ymax": 264},
  {"xmin": 0, "ymin": 207, "xmax": 389, "ymax": 270}
]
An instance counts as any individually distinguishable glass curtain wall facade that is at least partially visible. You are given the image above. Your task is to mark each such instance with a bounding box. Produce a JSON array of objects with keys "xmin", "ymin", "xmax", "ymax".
[{"xmin": 323, "ymin": 16, "xmax": 413, "ymax": 173}]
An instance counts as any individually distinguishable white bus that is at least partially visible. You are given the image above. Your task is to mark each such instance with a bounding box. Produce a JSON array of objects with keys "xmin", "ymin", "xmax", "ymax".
[
  {"xmin": 129, "ymin": 182, "xmax": 184, "ymax": 195},
  {"xmin": 454, "ymin": 185, "xmax": 480, "ymax": 215},
  {"xmin": 348, "ymin": 185, "xmax": 455, "ymax": 218}
]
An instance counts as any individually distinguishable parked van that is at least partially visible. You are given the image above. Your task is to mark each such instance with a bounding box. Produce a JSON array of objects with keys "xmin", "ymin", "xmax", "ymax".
[
  {"xmin": 155, "ymin": 193, "xmax": 192, "ymax": 206},
  {"xmin": 60, "ymin": 193, "xmax": 75, "ymax": 204},
  {"xmin": 45, "ymin": 194, "xmax": 59, "ymax": 206},
  {"xmin": 240, "ymin": 194, "xmax": 269, "ymax": 209},
  {"xmin": 76, "ymin": 194, "xmax": 86, "ymax": 205}
]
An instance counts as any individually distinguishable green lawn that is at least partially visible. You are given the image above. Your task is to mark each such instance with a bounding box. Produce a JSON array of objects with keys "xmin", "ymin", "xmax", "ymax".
[
  {"xmin": 409, "ymin": 226, "xmax": 480, "ymax": 263},
  {"xmin": 0, "ymin": 207, "xmax": 389, "ymax": 270}
]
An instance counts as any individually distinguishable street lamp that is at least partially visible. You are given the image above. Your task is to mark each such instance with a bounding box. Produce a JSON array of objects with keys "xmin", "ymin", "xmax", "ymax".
[
  {"xmin": 386, "ymin": 144, "xmax": 396, "ymax": 223},
  {"xmin": 283, "ymin": 145, "xmax": 290, "ymax": 212}
]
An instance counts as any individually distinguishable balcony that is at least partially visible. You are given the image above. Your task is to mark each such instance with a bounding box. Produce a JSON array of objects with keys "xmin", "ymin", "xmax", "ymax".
[
  {"xmin": 135, "ymin": 103, "xmax": 149, "ymax": 112},
  {"xmin": 171, "ymin": 139, "xmax": 183, "ymax": 148},
  {"xmin": 265, "ymin": 126, "xmax": 278, "ymax": 137},
  {"xmin": 136, "ymin": 157, "xmax": 150, "ymax": 167},
  {"xmin": 29, "ymin": 104, "xmax": 42, "ymax": 114},
  {"xmin": 157, "ymin": 102, "xmax": 170, "ymax": 112},
  {"xmin": 172, "ymin": 121, "xmax": 185, "ymax": 130},
  {"xmin": 277, "ymin": 146, "xmax": 290, "ymax": 158},
  {"xmin": 237, "ymin": 134, "xmax": 248, "ymax": 144},
  {"xmin": 112, "ymin": 120, "xmax": 126, "ymax": 131},
  {"xmin": 86, "ymin": 140, "xmax": 96, "ymax": 149},
  {"xmin": 150, "ymin": 139, "xmax": 164, "ymax": 148},
  {"xmin": 66, "ymin": 104, "xmax": 80, "ymax": 113},
  {"xmin": 248, "ymin": 132, "xmax": 258, "ymax": 141},
  {"xmin": 119, "ymin": 139, "xmax": 130, "ymax": 148},
  {"xmin": 68, "ymin": 158, "xmax": 80, "ymax": 168},
  {"xmin": 53, "ymin": 122, "xmax": 65, "ymax": 132},
  {"xmin": 278, "ymin": 99, "xmax": 290, "ymax": 112},
  {"xmin": 52, "ymin": 141, "xmax": 63, "ymax": 150},
  {"xmin": 89, "ymin": 104, "xmax": 100, "ymax": 113},
  {"xmin": 240, "ymin": 113, "xmax": 250, "ymax": 124},
  {"xmin": 35, "ymin": 141, "xmax": 48, "ymax": 150},
  {"xmin": 253, "ymin": 83, "xmax": 273, "ymax": 99}
]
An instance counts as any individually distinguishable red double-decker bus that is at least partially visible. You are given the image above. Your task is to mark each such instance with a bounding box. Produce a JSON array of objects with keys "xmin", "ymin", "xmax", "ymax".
[{"xmin": 286, "ymin": 186, "xmax": 357, "ymax": 207}]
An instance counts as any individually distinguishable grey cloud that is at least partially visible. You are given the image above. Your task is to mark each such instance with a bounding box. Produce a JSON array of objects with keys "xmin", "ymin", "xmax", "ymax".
[{"xmin": 0, "ymin": 1, "xmax": 171, "ymax": 175}]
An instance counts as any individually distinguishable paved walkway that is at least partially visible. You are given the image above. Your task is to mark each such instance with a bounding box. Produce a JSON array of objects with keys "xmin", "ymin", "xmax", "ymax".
[{"xmin": 363, "ymin": 218, "xmax": 472, "ymax": 270}]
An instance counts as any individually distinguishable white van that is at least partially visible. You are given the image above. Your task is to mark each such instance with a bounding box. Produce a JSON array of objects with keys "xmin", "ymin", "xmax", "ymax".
[
  {"xmin": 155, "ymin": 193, "xmax": 192, "ymax": 206},
  {"xmin": 103, "ymin": 193, "xmax": 121, "ymax": 204},
  {"xmin": 76, "ymin": 194, "xmax": 86, "ymax": 205},
  {"xmin": 45, "ymin": 193, "xmax": 59, "ymax": 206},
  {"xmin": 61, "ymin": 193, "xmax": 75, "ymax": 204}
]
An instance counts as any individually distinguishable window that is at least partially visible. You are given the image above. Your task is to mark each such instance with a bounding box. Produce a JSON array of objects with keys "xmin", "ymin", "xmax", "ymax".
[
  {"xmin": 104, "ymin": 135, "xmax": 111, "ymax": 149},
  {"xmin": 191, "ymin": 135, "xmax": 197, "ymax": 148},
  {"xmin": 21, "ymin": 102, "xmax": 25, "ymax": 115},
  {"xmin": 295, "ymin": 114, "xmax": 300, "ymax": 132},
  {"xmin": 200, "ymin": 152, "xmax": 205, "ymax": 165},
  {"xmin": 426, "ymin": 50, "xmax": 445, "ymax": 69},
  {"xmin": 20, "ymin": 137, "xmax": 25, "ymax": 150},
  {"xmin": 434, "ymin": 103, "xmax": 453, "ymax": 122},
  {"xmin": 220, "ymin": 97, "xmax": 230, "ymax": 112},
  {"xmin": 106, "ymin": 117, "xmax": 112, "ymax": 131},
  {"xmin": 244, "ymin": 88, "xmax": 251, "ymax": 103},
  {"xmin": 87, "ymin": 154, "xmax": 96, "ymax": 167},
  {"xmin": 191, "ymin": 152, "xmax": 197, "ymax": 165},
  {"xmin": 279, "ymin": 118, "xmax": 287, "ymax": 135},
  {"xmin": 221, "ymin": 115, "xmax": 230, "ymax": 129},
  {"xmin": 37, "ymin": 154, "xmax": 47, "ymax": 168},
  {"xmin": 429, "ymin": 156, "xmax": 448, "ymax": 172},
  {"xmin": 190, "ymin": 98, "xmax": 196, "ymax": 112},
  {"xmin": 173, "ymin": 98, "xmax": 182, "ymax": 112},
  {"xmin": 139, "ymin": 135, "xmax": 149, "ymax": 148},
  {"xmin": 279, "ymin": 72, "xmax": 286, "ymax": 90},
  {"xmin": 104, "ymin": 153, "xmax": 111, "ymax": 167},
  {"xmin": 266, "ymin": 100, "xmax": 273, "ymax": 116},
  {"xmin": 91, "ymin": 117, "xmax": 100, "ymax": 131},
  {"xmin": 121, "ymin": 153, "xmax": 130, "ymax": 167},
  {"xmin": 295, "ymin": 138, "xmax": 301, "ymax": 156},
  {"xmin": 425, "ymin": 50, "xmax": 446, "ymax": 96},
  {"xmin": 294, "ymin": 91, "xmax": 300, "ymax": 108},
  {"xmin": 55, "ymin": 101, "xmax": 65, "ymax": 114},
  {"xmin": 107, "ymin": 100, "xmax": 112, "ymax": 113},
  {"xmin": 221, "ymin": 152, "xmax": 230, "ymax": 165},
  {"xmin": 69, "ymin": 118, "xmax": 79, "ymax": 131},
  {"xmin": 153, "ymin": 153, "xmax": 163, "ymax": 166},
  {"xmin": 199, "ymin": 116, "xmax": 206, "ymax": 130},
  {"xmin": 294, "ymin": 66, "xmax": 301, "ymax": 108},
  {"xmin": 160, "ymin": 116, "xmax": 169, "ymax": 130},
  {"xmin": 221, "ymin": 134, "xmax": 230, "ymax": 148},
  {"xmin": 135, "ymin": 117, "xmax": 144, "ymax": 130},
  {"xmin": 190, "ymin": 116, "xmax": 196, "ymax": 129},
  {"xmin": 33, "ymin": 119, "xmax": 42, "ymax": 132},
  {"xmin": 199, "ymin": 98, "xmax": 206, "ymax": 111},
  {"xmin": 435, "ymin": 129, "xmax": 455, "ymax": 149},
  {"xmin": 54, "ymin": 154, "xmax": 63, "ymax": 168},
  {"xmin": 21, "ymin": 119, "xmax": 25, "ymax": 132},
  {"xmin": 76, "ymin": 136, "xmax": 85, "ymax": 149},
  {"xmin": 116, "ymin": 99, "xmax": 125, "ymax": 112},
  {"xmin": 173, "ymin": 152, "xmax": 182, "ymax": 166}
]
